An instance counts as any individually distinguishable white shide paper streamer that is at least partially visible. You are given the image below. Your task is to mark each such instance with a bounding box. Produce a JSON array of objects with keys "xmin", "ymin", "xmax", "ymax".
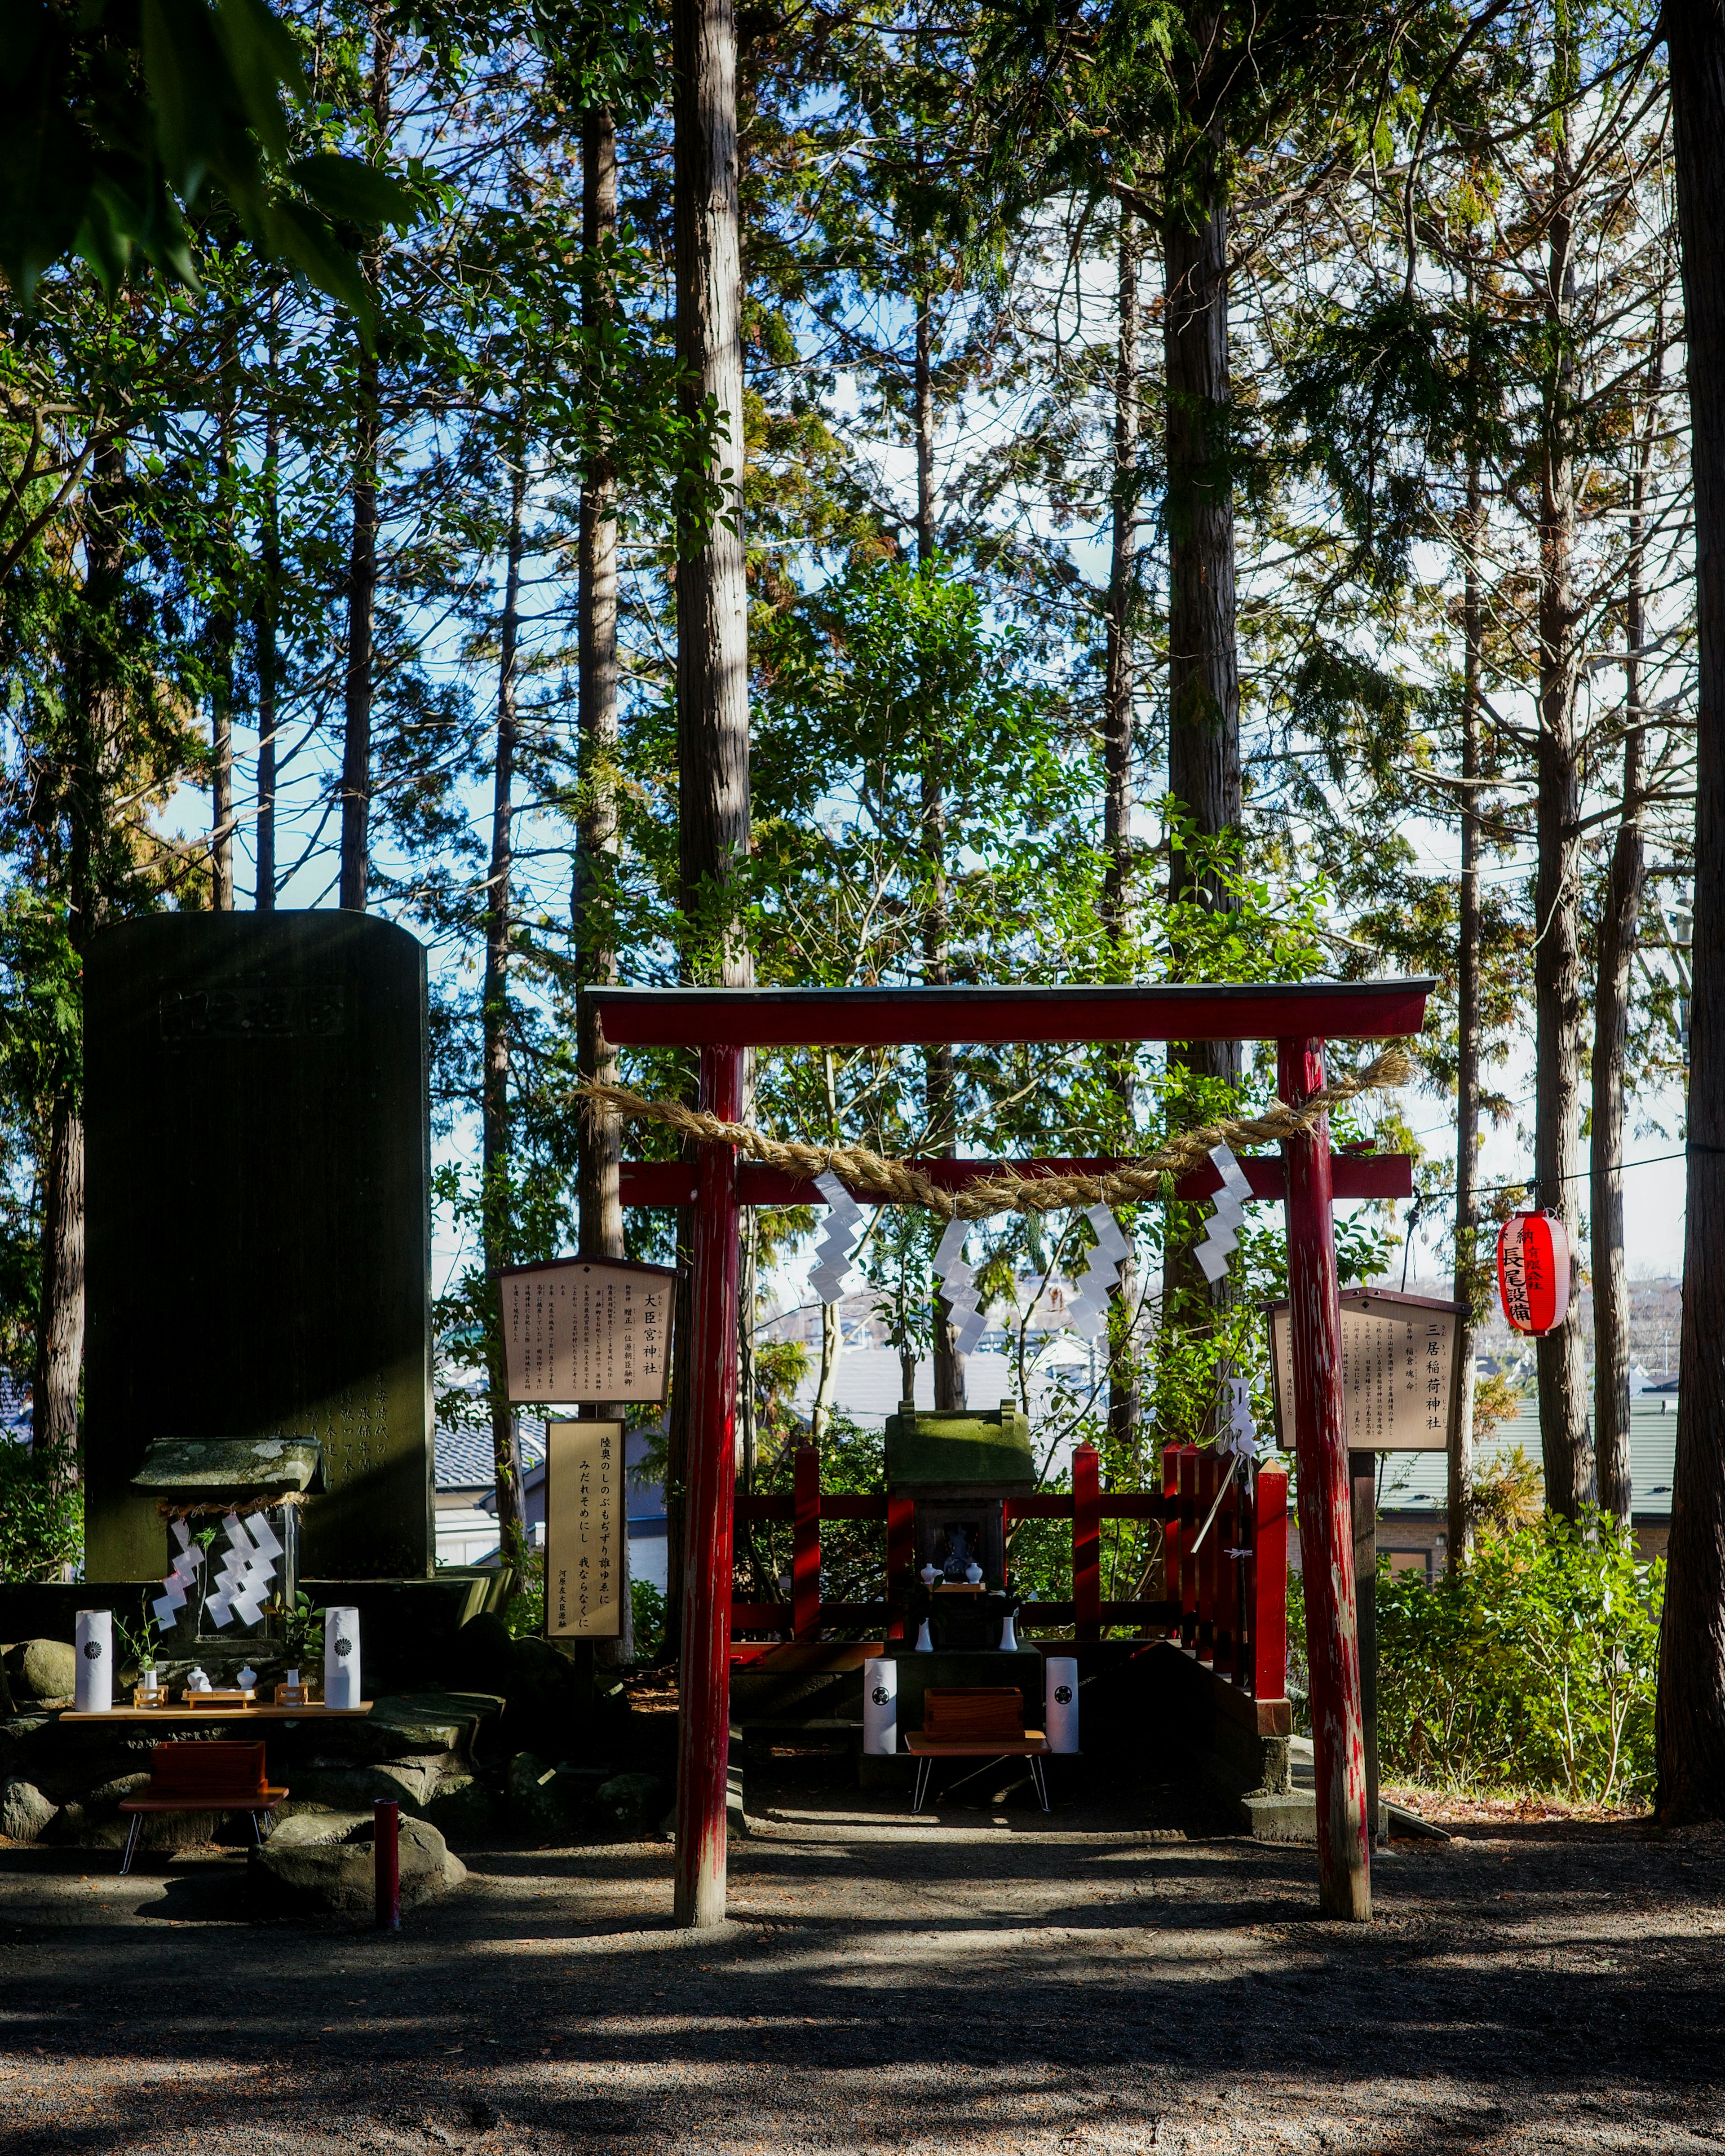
[
  {"xmin": 1195, "ymin": 1143, "xmax": 1255, "ymax": 1284},
  {"xmin": 74, "ymin": 1609, "xmax": 112, "ymax": 1713},
  {"xmin": 324, "ymin": 1606, "xmax": 362, "ymax": 1710},
  {"xmin": 933, "ymin": 1217, "xmax": 988, "ymax": 1356},
  {"xmin": 810, "ymin": 1171, "xmax": 866, "ymax": 1308},
  {"xmin": 862, "ymin": 1657, "xmax": 898, "ymax": 1755}
]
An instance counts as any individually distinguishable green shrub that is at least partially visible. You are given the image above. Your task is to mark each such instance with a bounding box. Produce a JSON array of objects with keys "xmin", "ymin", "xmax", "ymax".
[
  {"xmin": 0, "ymin": 1437, "xmax": 81, "ymax": 1581},
  {"xmin": 1376, "ymin": 1511, "xmax": 1662, "ymax": 1805},
  {"xmin": 631, "ymin": 1577, "xmax": 667, "ymax": 1659}
]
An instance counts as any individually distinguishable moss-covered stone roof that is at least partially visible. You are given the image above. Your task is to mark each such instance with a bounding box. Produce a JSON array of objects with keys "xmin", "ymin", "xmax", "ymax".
[
  {"xmin": 130, "ymin": 1437, "xmax": 326, "ymax": 1493},
  {"xmin": 883, "ymin": 1405, "xmax": 1034, "ymax": 1488}
]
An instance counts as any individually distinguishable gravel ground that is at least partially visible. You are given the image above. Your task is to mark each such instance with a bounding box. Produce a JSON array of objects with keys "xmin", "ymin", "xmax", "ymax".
[{"xmin": 1, "ymin": 1776, "xmax": 1722, "ymax": 2156}]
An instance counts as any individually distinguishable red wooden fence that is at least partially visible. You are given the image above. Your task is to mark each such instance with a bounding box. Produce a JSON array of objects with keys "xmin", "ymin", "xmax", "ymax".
[{"xmin": 731, "ymin": 1439, "xmax": 1289, "ymax": 1701}]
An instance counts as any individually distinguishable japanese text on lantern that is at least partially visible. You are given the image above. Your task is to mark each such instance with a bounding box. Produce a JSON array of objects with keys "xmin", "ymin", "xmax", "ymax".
[{"xmin": 546, "ymin": 1418, "xmax": 624, "ymax": 1638}]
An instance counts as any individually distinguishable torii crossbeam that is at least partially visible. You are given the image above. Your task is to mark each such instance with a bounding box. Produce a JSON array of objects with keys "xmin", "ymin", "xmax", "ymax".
[{"xmin": 584, "ymin": 977, "xmax": 1434, "ymax": 1926}]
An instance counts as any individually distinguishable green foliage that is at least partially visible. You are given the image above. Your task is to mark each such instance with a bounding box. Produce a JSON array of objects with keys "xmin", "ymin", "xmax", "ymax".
[
  {"xmin": 0, "ymin": 0, "xmax": 417, "ymax": 320},
  {"xmin": 1377, "ymin": 1513, "xmax": 1663, "ymax": 1806},
  {"xmin": 504, "ymin": 1547, "xmax": 545, "ymax": 1641},
  {"xmin": 0, "ymin": 1435, "xmax": 81, "ymax": 1580},
  {"xmin": 631, "ymin": 1576, "xmax": 667, "ymax": 1661}
]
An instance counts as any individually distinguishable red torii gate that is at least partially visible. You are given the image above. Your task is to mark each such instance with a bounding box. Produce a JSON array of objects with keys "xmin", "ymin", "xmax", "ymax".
[{"xmin": 585, "ymin": 977, "xmax": 1433, "ymax": 1927}]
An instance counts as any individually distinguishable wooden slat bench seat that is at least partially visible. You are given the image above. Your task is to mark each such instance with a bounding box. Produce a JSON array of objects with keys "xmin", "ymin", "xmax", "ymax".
[
  {"xmin": 905, "ymin": 1688, "xmax": 1051, "ymax": 1813},
  {"xmin": 117, "ymin": 1742, "xmax": 288, "ymax": 1873}
]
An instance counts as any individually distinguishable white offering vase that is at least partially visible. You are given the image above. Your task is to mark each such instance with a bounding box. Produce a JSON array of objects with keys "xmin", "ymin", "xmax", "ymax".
[
  {"xmin": 862, "ymin": 1658, "xmax": 898, "ymax": 1754},
  {"xmin": 323, "ymin": 1607, "xmax": 362, "ymax": 1709},
  {"xmin": 998, "ymin": 1606, "xmax": 1019, "ymax": 1654},
  {"xmin": 75, "ymin": 1610, "xmax": 112, "ymax": 1713},
  {"xmin": 1045, "ymin": 1655, "xmax": 1080, "ymax": 1753},
  {"xmin": 914, "ymin": 1620, "xmax": 933, "ymax": 1653}
]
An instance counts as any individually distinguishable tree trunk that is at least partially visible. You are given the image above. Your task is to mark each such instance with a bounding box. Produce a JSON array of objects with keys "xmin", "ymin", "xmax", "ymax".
[
  {"xmin": 1104, "ymin": 204, "xmax": 1141, "ymax": 1454},
  {"xmin": 483, "ymin": 461, "xmax": 527, "ymax": 1569},
  {"xmin": 255, "ymin": 301, "xmax": 280, "ymax": 911},
  {"xmin": 1592, "ymin": 442, "xmax": 1650, "ymax": 1527},
  {"xmin": 32, "ymin": 1095, "xmax": 84, "ymax": 1484},
  {"xmin": 1450, "ymin": 450, "xmax": 1484, "ymax": 1568},
  {"xmin": 576, "ymin": 99, "xmax": 625, "ymax": 1274},
  {"xmin": 671, "ymin": 0, "xmax": 753, "ymax": 1659},
  {"xmin": 577, "ymin": 103, "xmax": 634, "ymax": 1661},
  {"xmin": 1532, "ymin": 117, "xmax": 1592, "ymax": 1519},
  {"xmin": 1162, "ymin": 114, "xmax": 1242, "ymax": 1334},
  {"xmin": 1656, "ymin": 0, "xmax": 1725, "ymax": 1824},
  {"xmin": 914, "ymin": 287, "xmax": 964, "ymax": 1411},
  {"xmin": 210, "ymin": 315, "xmax": 237, "ymax": 911},
  {"xmin": 339, "ymin": 18, "xmax": 392, "ymax": 915}
]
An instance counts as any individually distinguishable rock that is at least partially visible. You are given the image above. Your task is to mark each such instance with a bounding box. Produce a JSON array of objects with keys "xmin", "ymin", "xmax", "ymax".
[
  {"xmin": 593, "ymin": 1771, "xmax": 670, "ymax": 1840},
  {"xmin": 249, "ymin": 1811, "xmax": 466, "ymax": 1916},
  {"xmin": 508, "ymin": 1751, "xmax": 583, "ymax": 1842},
  {"xmin": 286, "ymin": 1753, "xmax": 468, "ymax": 1818},
  {"xmin": 0, "ymin": 1777, "xmax": 58, "ymax": 1842},
  {"xmin": 420, "ymin": 1774, "xmax": 500, "ymax": 1844},
  {"xmin": 297, "ymin": 1693, "xmax": 503, "ymax": 1766},
  {"xmin": 84, "ymin": 1773, "xmax": 152, "ymax": 1816},
  {"xmin": 447, "ymin": 1613, "xmax": 514, "ymax": 1690},
  {"xmin": 655, "ymin": 1767, "xmax": 748, "ymax": 1845},
  {"xmin": 4, "ymin": 1640, "xmax": 77, "ymax": 1704}
]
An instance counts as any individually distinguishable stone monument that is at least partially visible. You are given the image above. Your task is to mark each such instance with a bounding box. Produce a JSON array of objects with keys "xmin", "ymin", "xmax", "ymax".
[{"xmin": 82, "ymin": 913, "xmax": 434, "ymax": 1582}]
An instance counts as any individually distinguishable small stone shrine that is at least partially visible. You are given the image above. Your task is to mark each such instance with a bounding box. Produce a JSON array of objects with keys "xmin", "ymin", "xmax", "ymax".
[
  {"xmin": 884, "ymin": 1399, "xmax": 1034, "ymax": 1651},
  {"xmin": 129, "ymin": 1437, "xmax": 325, "ymax": 1671}
]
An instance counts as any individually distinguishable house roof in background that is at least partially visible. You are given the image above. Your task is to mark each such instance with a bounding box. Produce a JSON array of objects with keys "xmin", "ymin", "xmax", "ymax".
[
  {"xmin": 434, "ymin": 1419, "xmax": 546, "ymax": 1491},
  {"xmin": 1378, "ymin": 1396, "xmax": 1678, "ymax": 1518}
]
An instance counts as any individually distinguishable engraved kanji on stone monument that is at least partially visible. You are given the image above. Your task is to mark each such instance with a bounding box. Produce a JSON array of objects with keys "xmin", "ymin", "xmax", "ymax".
[{"xmin": 496, "ymin": 1257, "xmax": 676, "ymax": 1404}]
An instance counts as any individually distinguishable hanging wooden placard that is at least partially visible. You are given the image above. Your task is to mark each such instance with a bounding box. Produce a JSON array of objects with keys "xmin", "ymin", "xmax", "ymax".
[
  {"xmin": 544, "ymin": 1417, "xmax": 625, "ymax": 1638},
  {"xmin": 1267, "ymin": 1287, "xmax": 1465, "ymax": 1453},
  {"xmin": 496, "ymin": 1257, "xmax": 676, "ymax": 1404}
]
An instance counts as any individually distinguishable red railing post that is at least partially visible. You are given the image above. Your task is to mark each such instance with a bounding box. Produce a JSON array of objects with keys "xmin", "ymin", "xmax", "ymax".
[
  {"xmin": 1279, "ymin": 1034, "xmax": 1371, "ymax": 1922},
  {"xmin": 1196, "ymin": 1451, "xmax": 1218, "ymax": 1664},
  {"xmin": 1216, "ymin": 1455, "xmax": 1239, "ymax": 1678},
  {"xmin": 1073, "ymin": 1443, "xmax": 1102, "ymax": 1642},
  {"xmin": 1179, "ymin": 1445, "xmax": 1199, "ymax": 1648},
  {"xmin": 792, "ymin": 1444, "xmax": 822, "ymax": 1641},
  {"xmin": 886, "ymin": 1494, "xmax": 914, "ymax": 1642},
  {"xmin": 1252, "ymin": 1464, "xmax": 1289, "ymax": 1702},
  {"xmin": 674, "ymin": 1044, "xmax": 744, "ymax": 1930},
  {"xmin": 1162, "ymin": 1442, "xmax": 1182, "ymax": 1624}
]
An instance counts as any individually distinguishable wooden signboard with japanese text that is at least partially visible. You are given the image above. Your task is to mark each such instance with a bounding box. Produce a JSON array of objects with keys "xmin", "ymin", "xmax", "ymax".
[
  {"xmin": 545, "ymin": 1416, "xmax": 625, "ymax": 1638},
  {"xmin": 1267, "ymin": 1288, "xmax": 1464, "ymax": 1453},
  {"xmin": 497, "ymin": 1257, "xmax": 675, "ymax": 1404}
]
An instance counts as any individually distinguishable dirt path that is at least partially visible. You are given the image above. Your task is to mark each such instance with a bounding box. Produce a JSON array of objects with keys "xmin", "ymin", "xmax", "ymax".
[{"xmin": 1, "ymin": 1786, "xmax": 1721, "ymax": 2155}]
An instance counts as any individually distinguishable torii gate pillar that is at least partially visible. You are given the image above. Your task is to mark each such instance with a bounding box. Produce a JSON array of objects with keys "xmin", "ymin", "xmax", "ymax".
[
  {"xmin": 1280, "ymin": 1037, "xmax": 1371, "ymax": 1921},
  {"xmin": 674, "ymin": 1044, "xmax": 745, "ymax": 1927}
]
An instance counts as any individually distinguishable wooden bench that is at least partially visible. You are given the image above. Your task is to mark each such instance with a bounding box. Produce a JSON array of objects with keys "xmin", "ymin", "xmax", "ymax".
[
  {"xmin": 905, "ymin": 1688, "xmax": 1050, "ymax": 1813},
  {"xmin": 117, "ymin": 1742, "xmax": 288, "ymax": 1873}
]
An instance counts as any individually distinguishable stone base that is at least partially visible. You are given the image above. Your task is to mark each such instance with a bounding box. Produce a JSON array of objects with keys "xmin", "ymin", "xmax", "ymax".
[{"xmin": 249, "ymin": 1810, "xmax": 465, "ymax": 1916}]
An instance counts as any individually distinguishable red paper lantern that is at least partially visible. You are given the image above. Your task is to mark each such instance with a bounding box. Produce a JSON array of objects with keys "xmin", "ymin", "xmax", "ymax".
[{"xmin": 1497, "ymin": 1209, "xmax": 1571, "ymax": 1335}]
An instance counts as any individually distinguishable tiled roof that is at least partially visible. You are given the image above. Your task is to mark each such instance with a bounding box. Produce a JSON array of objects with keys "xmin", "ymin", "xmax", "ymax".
[{"xmin": 434, "ymin": 1418, "xmax": 547, "ymax": 1491}]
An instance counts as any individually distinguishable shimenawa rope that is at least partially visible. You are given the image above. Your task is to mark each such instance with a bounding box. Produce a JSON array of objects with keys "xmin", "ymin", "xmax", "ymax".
[{"xmin": 575, "ymin": 1042, "xmax": 1411, "ymax": 1220}]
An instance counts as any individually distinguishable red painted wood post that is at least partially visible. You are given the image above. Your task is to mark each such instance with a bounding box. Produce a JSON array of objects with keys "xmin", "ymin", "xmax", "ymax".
[
  {"xmin": 374, "ymin": 1798, "xmax": 400, "ymax": 1931},
  {"xmin": 792, "ymin": 1444, "xmax": 822, "ymax": 1641},
  {"xmin": 1073, "ymin": 1443, "xmax": 1102, "ymax": 1641},
  {"xmin": 674, "ymin": 1044, "xmax": 744, "ymax": 1929},
  {"xmin": 886, "ymin": 1494, "xmax": 914, "ymax": 1641},
  {"xmin": 1196, "ymin": 1450, "xmax": 1218, "ymax": 1664},
  {"xmin": 1162, "ymin": 1443, "xmax": 1182, "ymax": 1624},
  {"xmin": 1252, "ymin": 1465, "xmax": 1289, "ymax": 1702},
  {"xmin": 1278, "ymin": 1035, "xmax": 1371, "ymax": 1922},
  {"xmin": 1216, "ymin": 1457, "xmax": 1238, "ymax": 1678},
  {"xmin": 1179, "ymin": 1446, "xmax": 1199, "ymax": 1647}
]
